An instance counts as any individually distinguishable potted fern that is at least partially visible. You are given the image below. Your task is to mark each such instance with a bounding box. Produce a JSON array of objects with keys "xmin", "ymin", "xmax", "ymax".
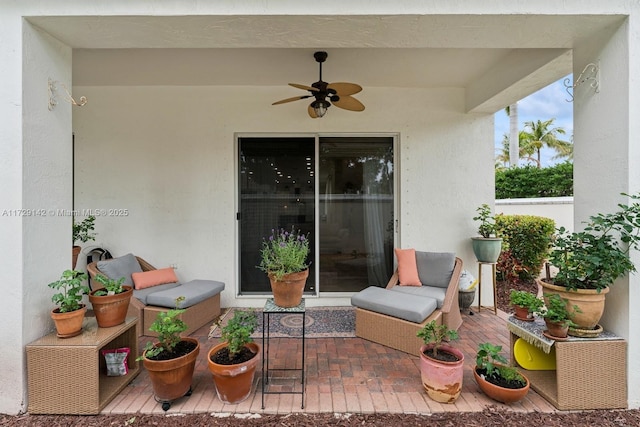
[
  {"xmin": 48, "ymin": 269, "xmax": 90, "ymax": 338},
  {"xmin": 137, "ymin": 297, "xmax": 200, "ymax": 411},
  {"xmin": 88, "ymin": 274, "xmax": 133, "ymax": 328},
  {"xmin": 416, "ymin": 320, "xmax": 464, "ymax": 403},
  {"xmin": 474, "ymin": 342, "xmax": 530, "ymax": 404},
  {"xmin": 471, "ymin": 204, "xmax": 503, "ymax": 262},
  {"xmin": 207, "ymin": 309, "xmax": 260, "ymax": 404}
]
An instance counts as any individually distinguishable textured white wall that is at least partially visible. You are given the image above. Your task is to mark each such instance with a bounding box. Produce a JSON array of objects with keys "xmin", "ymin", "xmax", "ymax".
[{"xmin": 72, "ymin": 85, "xmax": 492, "ymax": 310}]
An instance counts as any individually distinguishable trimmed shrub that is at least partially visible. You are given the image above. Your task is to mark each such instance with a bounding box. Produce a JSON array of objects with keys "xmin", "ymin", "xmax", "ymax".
[
  {"xmin": 495, "ymin": 215, "xmax": 555, "ymax": 281},
  {"xmin": 496, "ymin": 162, "xmax": 573, "ymax": 199}
]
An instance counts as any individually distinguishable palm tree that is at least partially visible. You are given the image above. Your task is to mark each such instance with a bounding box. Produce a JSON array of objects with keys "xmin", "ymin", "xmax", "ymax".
[
  {"xmin": 504, "ymin": 104, "xmax": 519, "ymax": 168},
  {"xmin": 521, "ymin": 119, "xmax": 572, "ymax": 168}
]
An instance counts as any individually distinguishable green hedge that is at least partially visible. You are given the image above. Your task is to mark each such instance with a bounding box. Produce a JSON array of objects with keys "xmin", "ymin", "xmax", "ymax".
[
  {"xmin": 496, "ymin": 162, "xmax": 573, "ymax": 199},
  {"xmin": 495, "ymin": 214, "xmax": 556, "ymax": 281}
]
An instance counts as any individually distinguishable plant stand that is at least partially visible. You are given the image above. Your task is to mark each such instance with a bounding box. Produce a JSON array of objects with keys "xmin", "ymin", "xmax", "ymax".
[
  {"xmin": 476, "ymin": 262, "xmax": 497, "ymax": 314},
  {"xmin": 26, "ymin": 317, "xmax": 140, "ymax": 414},
  {"xmin": 261, "ymin": 298, "xmax": 306, "ymax": 409},
  {"xmin": 507, "ymin": 316, "xmax": 627, "ymax": 410}
]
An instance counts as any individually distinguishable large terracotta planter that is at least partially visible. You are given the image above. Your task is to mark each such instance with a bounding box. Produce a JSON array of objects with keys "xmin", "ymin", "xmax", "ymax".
[
  {"xmin": 537, "ymin": 279, "xmax": 609, "ymax": 331},
  {"xmin": 50, "ymin": 305, "xmax": 87, "ymax": 338},
  {"xmin": 207, "ymin": 341, "xmax": 260, "ymax": 404},
  {"xmin": 474, "ymin": 366, "xmax": 530, "ymax": 404},
  {"xmin": 143, "ymin": 337, "xmax": 200, "ymax": 407},
  {"xmin": 268, "ymin": 269, "xmax": 308, "ymax": 308},
  {"xmin": 89, "ymin": 286, "xmax": 133, "ymax": 328},
  {"xmin": 471, "ymin": 237, "xmax": 502, "ymax": 263},
  {"xmin": 419, "ymin": 344, "xmax": 465, "ymax": 403}
]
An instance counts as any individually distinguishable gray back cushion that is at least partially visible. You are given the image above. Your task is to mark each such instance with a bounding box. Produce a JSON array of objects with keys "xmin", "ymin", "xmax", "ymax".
[
  {"xmin": 415, "ymin": 251, "xmax": 455, "ymax": 288},
  {"xmin": 97, "ymin": 253, "xmax": 143, "ymax": 286}
]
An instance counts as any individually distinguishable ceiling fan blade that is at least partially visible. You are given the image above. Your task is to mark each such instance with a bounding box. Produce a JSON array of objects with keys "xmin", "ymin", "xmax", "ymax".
[
  {"xmin": 327, "ymin": 82, "xmax": 362, "ymax": 96},
  {"xmin": 332, "ymin": 95, "xmax": 365, "ymax": 112},
  {"xmin": 272, "ymin": 95, "xmax": 311, "ymax": 105},
  {"xmin": 308, "ymin": 103, "xmax": 319, "ymax": 118},
  {"xmin": 289, "ymin": 83, "xmax": 320, "ymax": 92}
]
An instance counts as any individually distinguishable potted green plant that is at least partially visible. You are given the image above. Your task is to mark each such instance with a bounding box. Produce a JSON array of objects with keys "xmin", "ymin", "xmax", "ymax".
[
  {"xmin": 88, "ymin": 274, "xmax": 133, "ymax": 328},
  {"xmin": 137, "ymin": 297, "xmax": 200, "ymax": 411},
  {"xmin": 538, "ymin": 192, "xmax": 640, "ymax": 333},
  {"xmin": 416, "ymin": 320, "xmax": 464, "ymax": 403},
  {"xmin": 48, "ymin": 269, "xmax": 90, "ymax": 338},
  {"xmin": 257, "ymin": 226, "xmax": 310, "ymax": 307},
  {"xmin": 207, "ymin": 309, "xmax": 260, "ymax": 404},
  {"xmin": 471, "ymin": 204, "xmax": 503, "ymax": 262},
  {"xmin": 535, "ymin": 293, "xmax": 581, "ymax": 339},
  {"xmin": 474, "ymin": 342, "xmax": 530, "ymax": 404},
  {"xmin": 72, "ymin": 215, "xmax": 96, "ymax": 268},
  {"xmin": 509, "ymin": 289, "xmax": 543, "ymax": 321}
]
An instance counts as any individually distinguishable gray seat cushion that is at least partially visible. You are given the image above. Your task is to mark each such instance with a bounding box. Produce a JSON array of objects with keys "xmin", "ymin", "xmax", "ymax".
[
  {"xmin": 389, "ymin": 285, "xmax": 447, "ymax": 308},
  {"xmin": 351, "ymin": 286, "xmax": 437, "ymax": 323},
  {"xmin": 415, "ymin": 251, "xmax": 455, "ymax": 288},
  {"xmin": 97, "ymin": 253, "xmax": 143, "ymax": 286},
  {"xmin": 133, "ymin": 282, "xmax": 181, "ymax": 305},
  {"xmin": 146, "ymin": 279, "xmax": 225, "ymax": 308}
]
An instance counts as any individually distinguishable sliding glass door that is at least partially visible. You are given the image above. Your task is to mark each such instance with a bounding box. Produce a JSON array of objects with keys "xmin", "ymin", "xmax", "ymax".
[{"xmin": 238, "ymin": 135, "xmax": 394, "ymax": 295}]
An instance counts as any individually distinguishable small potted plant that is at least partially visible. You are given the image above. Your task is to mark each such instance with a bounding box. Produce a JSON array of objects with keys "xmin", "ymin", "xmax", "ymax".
[
  {"xmin": 72, "ymin": 215, "xmax": 96, "ymax": 268},
  {"xmin": 257, "ymin": 226, "xmax": 311, "ymax": 307},
  {"xmin": 535, "ymin": 293, "xmax": 581, "ymax": 339},
  {"xmin": 471, "ymin": 204, "xmax": 503, "ymax": 262},
  {"xmin": 48, "ymin": 269, "xmax": 90, "ymax": 338},
  {"xmin": 88, "ymin": 274, "xmax": 133, "ymax": 328},
  {"xmin": 207, "ymin": 309, "xmax": 260, "ymax": 404},
  {"xmin": 137, "ymin": 297, "xmax": 200, "ymax": 411},
  {"xmin": 416, "ymin": 320, "xmax": 464, "ymax": 403},
  {"xmin": 474, "ymin": 342, "xmax": 530, "ymax": 404},
  {"xmin": 509, "ymin": 289, "xmax": 543, "ymax": 321},
  {"xmin": 538, "ymin": 192, "xmax": 640, "ymax": 332}
]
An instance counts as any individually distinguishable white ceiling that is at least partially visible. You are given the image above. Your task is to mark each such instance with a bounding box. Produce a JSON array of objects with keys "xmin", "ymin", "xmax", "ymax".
[{"xmin": 28, "ymin": 13, "xmax": 625, "ymax": 108}]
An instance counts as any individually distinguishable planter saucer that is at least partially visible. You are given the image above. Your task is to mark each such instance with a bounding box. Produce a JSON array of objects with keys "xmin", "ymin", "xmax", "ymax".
[
  {"xmin": 57, "ymin": 328, "xmax": 83, "ymax": 339},
  {"xmin": 568, "ymin": 324, "xmax": 603, "ymax": 338},
  {"xmin": 542, "ymin": 330, "xmax": 568, "ymax": 341},
  {"xmin": 513, "ymin": 314, "xmax": 535, "ymax": 322}
]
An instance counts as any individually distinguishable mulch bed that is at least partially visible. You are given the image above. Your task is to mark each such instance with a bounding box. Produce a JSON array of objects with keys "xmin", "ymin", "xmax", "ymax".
[
  {"xmin": 496, "ymin": 277, "xmax": 539, "ymax": 314},
  {"xmin": 3, "ymin": 408, "xmax": 640, "ymax": 426}
]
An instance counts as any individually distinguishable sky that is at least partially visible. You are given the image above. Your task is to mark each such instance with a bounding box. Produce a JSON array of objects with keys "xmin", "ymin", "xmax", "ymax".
[{"xmin": 494, "ymin": 74, "xmax": 573, "ymax": 168}]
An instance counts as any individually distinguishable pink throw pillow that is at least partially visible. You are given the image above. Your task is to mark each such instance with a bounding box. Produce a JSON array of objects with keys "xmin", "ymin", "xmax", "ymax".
[
  {"xmin": 132, "ymin": 268, "xmax": 178, "ymax": 290},
  {"xmin": 394, "ymin": 248, "xmax": 422, "ymax": 286}
]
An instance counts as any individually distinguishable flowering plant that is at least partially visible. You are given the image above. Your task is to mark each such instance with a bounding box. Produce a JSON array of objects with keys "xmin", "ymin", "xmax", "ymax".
[{"xmin": 258, "ymin": 227, "xmax": 310, "ymax": 280}]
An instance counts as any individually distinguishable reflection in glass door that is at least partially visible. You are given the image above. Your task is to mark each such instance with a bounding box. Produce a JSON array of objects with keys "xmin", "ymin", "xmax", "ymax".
[
  {"xmin": 318, "ymin": 137, "xmax": 394, "ymax": 292},
  {"xmin": 238, "ymin": 137, "xmax": 316, "ymax": 294}
]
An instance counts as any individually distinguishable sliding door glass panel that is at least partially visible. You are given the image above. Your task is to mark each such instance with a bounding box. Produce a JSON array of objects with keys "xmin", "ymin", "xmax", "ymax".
[
  {"xmin": 318, "ymin": 137, "xmax": 394, "ymax": 292},
  {"xmin": 238, "ymin": 137, "xmax": 316, "ymax": 294}
]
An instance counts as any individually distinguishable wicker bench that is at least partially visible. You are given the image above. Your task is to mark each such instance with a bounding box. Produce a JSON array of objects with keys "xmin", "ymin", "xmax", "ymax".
[
  {"xmin": 351, "ymin": 254, "xmax": 463, "ymax": 356},
  {"xmin": 88, "ymin": 254, "xmax": 224, "ymax": 337}
]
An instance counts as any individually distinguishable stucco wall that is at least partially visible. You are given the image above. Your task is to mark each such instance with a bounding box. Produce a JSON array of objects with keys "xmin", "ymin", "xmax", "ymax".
[{"xmin": 73, "ymin": 85, "xmax": 492, "ymax": 309}]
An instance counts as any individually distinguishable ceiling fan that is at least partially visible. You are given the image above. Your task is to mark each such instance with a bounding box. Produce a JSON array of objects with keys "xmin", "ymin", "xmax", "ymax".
[{"xmin": 272, "ymin": 51, "xmax": 365, "ymax": 118}]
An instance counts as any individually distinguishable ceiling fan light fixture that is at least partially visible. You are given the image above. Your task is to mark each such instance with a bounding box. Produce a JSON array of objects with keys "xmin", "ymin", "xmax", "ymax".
[{"xmin": 312, "ymin": 99, "xmax": 330, "ymax": 118}]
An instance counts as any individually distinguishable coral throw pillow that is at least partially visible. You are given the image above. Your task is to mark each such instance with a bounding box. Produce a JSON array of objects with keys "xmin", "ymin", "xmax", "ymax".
[
  {"xmin": 132, "ymin": 268, "xmax": 179, "ymax": 290},
  {"xmin": 394, "ymin": 248, "xmax": 422, "ymax": 286}
]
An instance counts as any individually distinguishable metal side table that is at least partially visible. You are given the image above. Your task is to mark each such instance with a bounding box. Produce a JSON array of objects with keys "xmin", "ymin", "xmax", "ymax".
[{"xmin": 261, "ymin": 298, "xmax": 306, "ymax": 409}]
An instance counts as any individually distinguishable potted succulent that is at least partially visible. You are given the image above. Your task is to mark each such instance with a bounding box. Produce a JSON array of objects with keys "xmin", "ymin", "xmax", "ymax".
[
  {"xmin": 257, "ymin": 226, "xmax": 310, "ymax": 307},
  {"xmin": 72, "ymin": 215, "xmax": 96, "ymax": 269},
  {"xmin": 471, "ymin": 204, "xmax": 503, "ymax": 262},
  {"xmin": 474, "ymin": 342, "xmax": 530, "ymax": 404},
  {"xmin": 535, "ymin": 293, "xmax": 581, "ymax": 339},
  {"xmin": 88, "ymin": 274, "xmax": 133, "ymax": 328},
  {"xmin": 416, "ymin": 320, "xmax": 464, "ymax": 403},
  {"xmin": 137, "ymin": 297, "xmax": 200, "ymax": 411},
  {"xmin": 509, "ymin": 289, "xmax": 543, "ymax": 321},
  {"xmin": 48, "ymin": 269, "xmax": 90, "ymax": 338},
  {"xmin": 538, "ymin": 192, "xmax": 640, "ymax": 332},
  {"xmin": 207, "ymin": 309, "xmax": 260, "ymax": 404}
]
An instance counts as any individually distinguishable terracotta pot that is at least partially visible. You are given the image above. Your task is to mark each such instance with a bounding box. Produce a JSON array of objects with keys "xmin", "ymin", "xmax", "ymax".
[
  {"xmin": 72, "ymin": 245, "xmax": 81, "ymax": 269},
  {"xmin": 474, "ymin": 366, "xmax": 530, "ymax": 404},
  {"xmin": 143, "ymin": 337, "xmax": 200, "ymax": 403},
  {"xmin": 268, "ymin": 269, "xmax": 308, "ymax": 308},
  {"xmin": 419, "ymin": 344, "xmax": 465, "ymax": 403},
  {"xmin": 544, "ymin": 319, "xmax": 569, "ymax": 338},
  {"xmin": 538, "ymin": 279, "xmax": 608, "ymax": 330},
  {"xmin": 51, "ymin": 305, "xmax": 87, "ymax": 338},
  {"xmin": 207, "ymin": 341, "xmax": 260, "ymax": 404},
  {"xmin": 513, "ymin": 305, "xmax": 534, "ymax": 321},
  {"xmin": 89, "ymin": 286, "xmax": 133, "ymax": 328},
  {"xmin": 471, "ymin": 237, "xmax": 502, "ymax": 263}
]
